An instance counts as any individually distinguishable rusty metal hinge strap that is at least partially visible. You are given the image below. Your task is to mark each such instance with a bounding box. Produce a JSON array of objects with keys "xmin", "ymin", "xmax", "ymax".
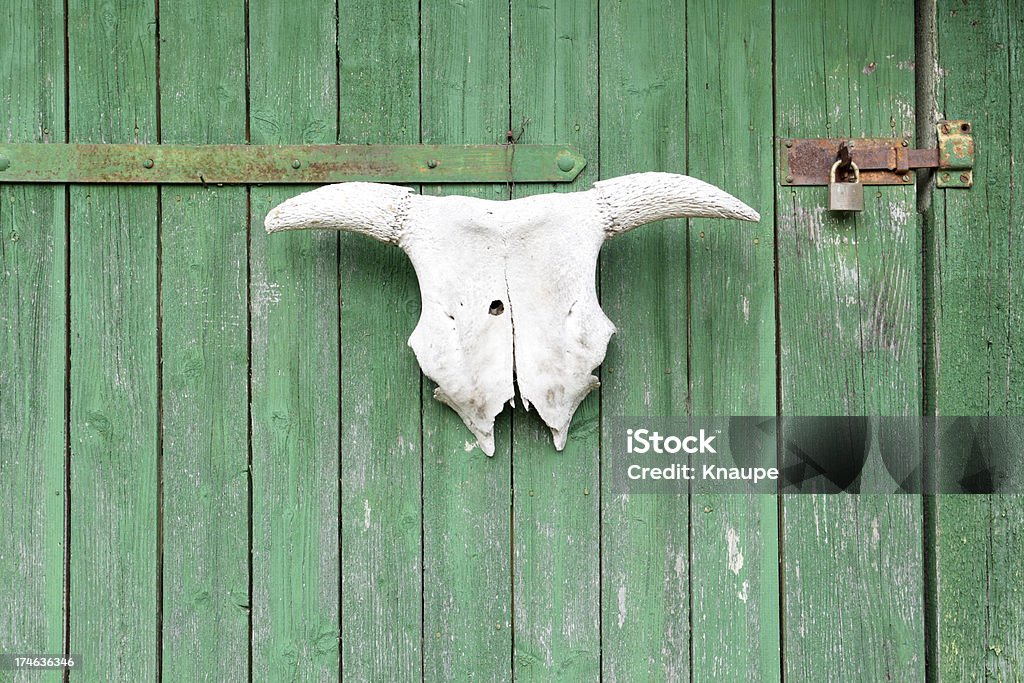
[{"xmin": 0, "ymin": 143, "xmax": 587, "ymax": 185}]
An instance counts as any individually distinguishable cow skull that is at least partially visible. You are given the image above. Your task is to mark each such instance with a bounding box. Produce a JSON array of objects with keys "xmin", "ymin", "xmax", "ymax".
[{"xmin": 266, "ymin": 172, "xmax": 758, "ymax": 455}]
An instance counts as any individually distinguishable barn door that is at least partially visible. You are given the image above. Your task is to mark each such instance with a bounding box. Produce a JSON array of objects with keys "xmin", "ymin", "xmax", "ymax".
[{"xmin": 2, "ymin": 0, "xmax": 1021, "ymax": 681}]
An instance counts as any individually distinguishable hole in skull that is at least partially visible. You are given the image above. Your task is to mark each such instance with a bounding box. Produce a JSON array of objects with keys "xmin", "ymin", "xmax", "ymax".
[{"xmin": 488, "ymin": 300, "xmax": 505, "ymax": 316}]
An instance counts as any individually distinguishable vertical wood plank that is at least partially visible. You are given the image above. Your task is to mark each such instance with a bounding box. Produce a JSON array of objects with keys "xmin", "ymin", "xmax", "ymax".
[
  {"xmin": 598, "ymin": 1, "xmax": 690, "ymax": 679},
  {"xmin": 67, "ymin": 0, "xmax": 159, "ymax": 678},
  {"xmin": 686, "ymin": 0, "xmax": 780, "ymax": 680},
  {"xmin": 509, "ymin": 1, "xmax": 600, "ymax": 680},
  {"xmin": 931, "ymin": 0, "xmax": 1024, "ymax": 678},
  {"xmin": 420, "ymin": 1, "xmax": 512, "ymax": 679},
  {"xmin": 158, "ymin": 2, "xmax": 250, "ymax": 679},
  {"xmin": 337, "ymin": 1, "xmax": 422, "ymax": 679},
  {"xmin": 248, "ymin": 0, "xmax": 340, "ymax": 678},
  {"xmin": 774, "ymin": 0, "xmax": 925, "ymax": 678},
  {"xmin": 0, "ymin": 1, "xmax": 66, "ymax": 679}
]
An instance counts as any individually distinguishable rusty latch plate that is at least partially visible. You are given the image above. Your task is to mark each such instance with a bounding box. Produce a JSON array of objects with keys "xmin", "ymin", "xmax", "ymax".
[
  {"xmin": 779, "ymin": 120, "xmax": 974, "ymax": 188},
  {"xmin": 779, "ymin": 136, "xmax": 926, "ymax": 186},
  {"xmin": 935, "ymin": 120, "xmax": 974, "ymax": 188}
]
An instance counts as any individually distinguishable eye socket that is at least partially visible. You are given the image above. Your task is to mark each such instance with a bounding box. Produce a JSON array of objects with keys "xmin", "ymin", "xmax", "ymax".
[{"xmin": 489, "ymin": 300, "xmax": 505, "ymax": 316}]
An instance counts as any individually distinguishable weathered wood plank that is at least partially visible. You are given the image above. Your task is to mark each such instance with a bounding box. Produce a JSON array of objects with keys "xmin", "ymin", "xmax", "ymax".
[
  {"xmin": 0, "ymin": 2, "xmax": 66, "ymax": 681},
  {"xmin": 67, "ymin": 0, "xmax": 159, "ymax": 678},
  {"xmin": 420, "ymin": 1, "xmax": 513, "ymax": 679},
  {"xmin": 337, "ymin": 1, "xmax": 423, "ymax": 679},
  {"xmin": 931, "ymin": 0, "xmax": 1024, "ymax": 679},
  {"xmin": 686, "ymin": 0, "xmax": 780, "ymax": 680},
  {"xmin": 158, "ymin": 2, "xmax": 250, "ymax": 679},
  {"xmin": 509, "ymin": 1, "xmax": 600, "ymax": 680},
  {"xmin": 598, "ymin": 1, "xmax": 690, "ymax": 680},
  {"xmin": 248, "ymin": 0, "xmax": 340, "ymax": 678},
  {"xmin": 774, "ymin": 0, "xmax": 925, "ymax": 678}
]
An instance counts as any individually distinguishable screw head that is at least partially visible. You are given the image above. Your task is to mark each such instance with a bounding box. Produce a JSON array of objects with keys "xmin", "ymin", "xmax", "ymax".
[
  {"xmin": 143, "ymin": 158, "xmax": 154, "ymax": 169},
  {"xmin": 426, "ymin": 159, "xmax": 439, "ymax": 169},
  {"xmin": 901, "ymin": 140, "xmax": 909, "ymax": 147},
  {"xmin": 902, "ymin": 174, "xmax": 911, "ymax": 182},
  {"xmin": 960, "ymin": 173, "xmax": 970, "ymax": 183},
  {"xmin": 785, "ymin": 175, "xmax": 794, "ymax": 184},
  {"xmin": 784, "ymin": 140, "xmax": 793, "ymax": 148},
  {"xmin": 291, "ymin": 159, "xmax": 301, "ymax": 169},
  {"xmin": 941, "ymin": 173, "xmax": 951, "ymax": 182},
  {"xmin": 941, "ymin": 123, "xmax": 951, "ymax": 134},
  {"xmin": 556, "ymin": 151, "xmax": 576, "ymax": 172},
  {"xmin": 0, "ymin": 156, "xmax": 9, "ymax": 171}
]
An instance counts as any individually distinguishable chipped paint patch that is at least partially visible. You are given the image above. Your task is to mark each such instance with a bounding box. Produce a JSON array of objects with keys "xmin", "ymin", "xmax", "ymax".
[
  {"xmin": 251, "ymin": 280, "xmax": 281, "ymax": 317},
  {"xmin": 363, "ymin": 499, "xmax": 371, "ymax": 530},
  {"xmin": 890, "ymin": 202, "xmax": 911, "ymax": 226},
  {"xmin": 726, "ymin": 526, "xmax": 744, "ymax": 575},
  {"xmin": 738, "ymin": 580, "xmax": 750, "ymax": 603},
  {"xmin": 895, "ymin": 98, "xmax": 915, "ymax": 122},
  {"xmin": 617, "ymin": 585, "xmax": 627, "ymax": 628}
]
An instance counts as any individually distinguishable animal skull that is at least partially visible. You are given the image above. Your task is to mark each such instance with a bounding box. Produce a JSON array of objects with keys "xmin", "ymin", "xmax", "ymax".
[{"xmin": 266, "ymin": 172, "xmax": 758, "ymax": 455}]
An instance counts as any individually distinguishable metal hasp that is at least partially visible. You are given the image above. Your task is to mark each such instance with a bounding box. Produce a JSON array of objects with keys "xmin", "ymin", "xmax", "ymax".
[
  {"xmin": 0, "ymin": 143, "xmax": 587, "ymax": 184},
  {"xmin": 779, "ymin": 120, "xmax": 974, "ymax": 188}
]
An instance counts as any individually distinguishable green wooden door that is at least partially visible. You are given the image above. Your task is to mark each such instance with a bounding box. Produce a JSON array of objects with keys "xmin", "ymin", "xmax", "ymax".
[{"xmin": 1, "ymin": 0, "xmax": 1021, "ymax": 681}]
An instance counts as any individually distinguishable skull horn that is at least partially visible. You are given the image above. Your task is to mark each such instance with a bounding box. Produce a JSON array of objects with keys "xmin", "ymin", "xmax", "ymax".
[
  {"xmin": 593, "ymin": 172, "xmax": 760, "ymax": 238},
  {"xmin": 263, "ymin": 181, "xmax": 412, "ymax": 244}
]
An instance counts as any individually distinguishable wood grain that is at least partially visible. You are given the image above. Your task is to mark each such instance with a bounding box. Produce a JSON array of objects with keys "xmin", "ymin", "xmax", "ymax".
[
  {"xmin": 931, "ymin": 0, "xmax": 1024, "ymax": 679},
  {"xmin": 598, "ymin": 1, "xmax": 691, "ymax": 680},
  {"xmin": 158, "ymin": 1, "xmax": 250, "ymax": 679},
  {"xmin": 420, "ymin": 1, "xmax": 513, "ymax": 679},
  {"xmin": 337, "ymin": 1, "xmax": 423, "ymax": 679},
  {"xmin": 67, "ymin": 0, "xmax": 159, "ymax": 679},
  {"xmin": 510, "ymin": 1, "xmax": 601, "ymax": 679},
  {"xmin": 248, "ymin": 0, "xmax": 340, "ymax": 678},
  {"xmin": 775, "ymin": 0, "xmax": 925, "ymax": 679},
  {"xmin": 0, "ymin": 2, "xmax": 66, "ymax": 681},
  {"xmin": 686, "ymin": 0, "xmax": 781, "ymax": 680}
]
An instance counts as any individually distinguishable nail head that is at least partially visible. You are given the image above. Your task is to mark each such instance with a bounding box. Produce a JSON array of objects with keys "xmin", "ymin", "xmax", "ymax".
[{"xmin": 556, "ymin": 152, "xmax": 575, "ymax": 172}]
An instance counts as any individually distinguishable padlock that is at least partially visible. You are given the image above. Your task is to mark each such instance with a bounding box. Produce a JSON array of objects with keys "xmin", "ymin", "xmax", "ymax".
[{"xmin": 828, "ymin": 160, "xmax": 864, "ymax": 212}]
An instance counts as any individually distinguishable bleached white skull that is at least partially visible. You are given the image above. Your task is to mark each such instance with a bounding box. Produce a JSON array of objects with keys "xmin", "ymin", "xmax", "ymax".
[{"xmin": 266, "ymin": 172, "xmax": 758, "ymax": 455}]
